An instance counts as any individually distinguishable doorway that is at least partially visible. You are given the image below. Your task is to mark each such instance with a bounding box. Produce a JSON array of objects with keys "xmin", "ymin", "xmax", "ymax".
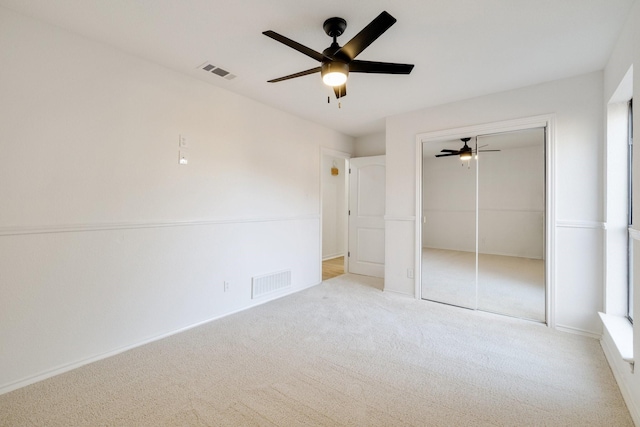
[
  {"xmin": 320, "ymin": 151, "xmax": 387, "ymax": 282},
  {"xmin": 416, "ymin": 117, "xmax": 554, "ymax": 324},
  {"xmin": 321, "ymin": 149, "xmax": 349, "ymax": 280}
]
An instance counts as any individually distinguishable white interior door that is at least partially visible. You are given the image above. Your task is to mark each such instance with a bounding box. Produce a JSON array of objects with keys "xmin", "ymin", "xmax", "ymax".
[{"xmin": 348, "ymin": 156, "xmax": 385, "ymax": 277}]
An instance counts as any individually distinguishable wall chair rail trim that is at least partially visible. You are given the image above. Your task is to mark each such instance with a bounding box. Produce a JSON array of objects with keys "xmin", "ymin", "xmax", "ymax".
[{"xmin": 0, "ymin": 214, "xmax": 320, "ymax": 237}]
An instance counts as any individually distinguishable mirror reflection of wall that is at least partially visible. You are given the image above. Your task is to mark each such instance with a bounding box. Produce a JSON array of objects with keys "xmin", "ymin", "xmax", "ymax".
[
  {"xmin": 422, "ymin": 144, "xmax": 477, "ymax": 309},
  {"xmin": 421, "ymin": 128, "xmax": 546, "ymax": 322},
  {"xmin": 477, "ymin": 130, "xmax": 545, "ymax": 321}
]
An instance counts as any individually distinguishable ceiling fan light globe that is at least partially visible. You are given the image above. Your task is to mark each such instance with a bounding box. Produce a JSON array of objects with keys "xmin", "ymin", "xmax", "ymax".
[
  {"xmin": 322, "ymin": 71, "xmax": 347, "ymax": 86},
  {"xmin": 321, "ymin": 61, "xmax": 349, "ymax": 87},
  {"xmin": 459, "ymin": 152, "xmax": 472, "ymax": 161}
]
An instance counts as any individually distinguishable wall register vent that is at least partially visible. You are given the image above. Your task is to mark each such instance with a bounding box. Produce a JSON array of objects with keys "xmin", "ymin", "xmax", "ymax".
[
  {"xmin": 198, "ymin": 62, "xmax": 236, "ymax": 80},
  {"xmin": 252, "ymin": 270, "xmax": 291, "ymax": 299}
]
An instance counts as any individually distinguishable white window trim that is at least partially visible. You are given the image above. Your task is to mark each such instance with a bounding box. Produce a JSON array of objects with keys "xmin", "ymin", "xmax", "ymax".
[{"xmin": 598, "ymin": 311, "xmax": 634, "ymax": 372}]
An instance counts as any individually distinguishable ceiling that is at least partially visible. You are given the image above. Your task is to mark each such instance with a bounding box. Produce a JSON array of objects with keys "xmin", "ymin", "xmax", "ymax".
[{"xmin": 0, "ymin": 0, "xmax": 634, "ymax": 137}]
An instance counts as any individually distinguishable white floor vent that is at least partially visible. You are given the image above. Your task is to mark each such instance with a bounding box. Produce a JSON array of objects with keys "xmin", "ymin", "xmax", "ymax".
[{"xmin": 252, "ymin": 270, "xmax": 291, "ymax": 299}]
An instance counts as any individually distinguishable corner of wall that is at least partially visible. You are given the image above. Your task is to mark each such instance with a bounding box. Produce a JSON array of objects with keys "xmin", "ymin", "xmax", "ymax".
[{"xmin": 354, "ymin": 132, "xmax": 386, "ymax": 157}]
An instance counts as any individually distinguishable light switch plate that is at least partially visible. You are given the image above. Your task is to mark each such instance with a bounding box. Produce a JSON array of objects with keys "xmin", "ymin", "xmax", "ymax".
[{"xmin": 179, "ymin": 134, "xmax": 188, "ymax": 148}]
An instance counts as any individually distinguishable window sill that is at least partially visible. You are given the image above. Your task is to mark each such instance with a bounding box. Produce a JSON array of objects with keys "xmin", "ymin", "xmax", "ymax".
[{"xmin": 598, "ymin": 312, "xmax": 634, "ymax": 372}]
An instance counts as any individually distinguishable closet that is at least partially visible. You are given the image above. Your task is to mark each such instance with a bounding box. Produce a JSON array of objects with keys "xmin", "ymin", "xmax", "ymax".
[{"xmin": 421, "ymin": 127, "xmax": 546, "ymax": 322}]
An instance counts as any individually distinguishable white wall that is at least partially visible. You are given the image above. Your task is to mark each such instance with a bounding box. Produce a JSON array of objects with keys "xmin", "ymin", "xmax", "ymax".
[
  {"xmin": 386, "ymin": 71, "xmax": 604, "ymax": 337},
  {"xmin": 422, "ymin": 154, "xmax": 476, "ymax": 253},
  {"xmin": 0, "ymin": 7, "xmax": 354, "ymax": 393},
  {"xmin": 354, "ymin": 132, "xmax": 386, "ymax": 157},
  {"xmin": 602, "ymin": 1, "xmax": 640, "ymax": 423},
  {"xmin": 478, "ymin": 144, "xmax": 545, "ymax": 259},
  {"xmin": 321, "ymin": 154, "xmax": 346, "ymax": 259}
]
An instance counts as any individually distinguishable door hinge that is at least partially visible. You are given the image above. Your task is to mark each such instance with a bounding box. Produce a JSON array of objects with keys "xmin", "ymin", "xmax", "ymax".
[
  {"xmin": 349, "ymin": 168, "xmax": 351, "ymax": 174},
  {"xmin": 348, "ymin": 210, "xmax": 351, "ymax": 215},
  {"xmin": 348, "ymin": 252, "xmax": 350, "ymax": 257}
]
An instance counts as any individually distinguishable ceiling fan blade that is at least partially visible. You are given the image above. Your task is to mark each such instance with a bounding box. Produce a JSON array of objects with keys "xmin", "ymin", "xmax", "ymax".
[
  {"xmin": 435, "ymin": 153, "xmax": 459, "ymax": 157},
  {"xmin": 478, "ymin": 149, "xmax": 501, "ymax": 152},
  {"xmin": 334, "ymin": 11, "xmax": 396, "ymax": 61},
  {"xmin": 333, "ymin": 83, "xmax": 347, "ymax": 99},
  {"xmin": 267, "ymin": 67, "xmax": 322, "ymax": 83},
  {"xmin": 440, "ymin": 149, "xmax": 458, "ymax": 153},
  {"xmin": 349, "ymin": 60, "xmax": 414, "ymax": 74},
  {"xmin": 263, "ymin": 30, "xmax": 325, "ymax": 62}
]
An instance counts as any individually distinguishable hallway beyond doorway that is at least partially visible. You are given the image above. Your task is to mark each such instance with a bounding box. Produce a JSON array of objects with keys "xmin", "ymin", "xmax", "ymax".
[{"xmin": 322, "ymin": 257, "xmax": 344, "ymax": 281}]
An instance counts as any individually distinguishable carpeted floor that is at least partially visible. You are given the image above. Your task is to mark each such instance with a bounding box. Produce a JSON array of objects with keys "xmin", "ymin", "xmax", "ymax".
[
  {"xmin": 0, "ymin": 274, "xmax": 632, "ymax": 426},
  {"xmin": 422, "ymin": 248, "xmax": 545, "ymax": 321}
]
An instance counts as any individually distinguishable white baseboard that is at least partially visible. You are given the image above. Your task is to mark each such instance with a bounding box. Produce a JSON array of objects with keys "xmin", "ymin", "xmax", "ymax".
[
  {"xmin": 322, "ymin": 253, "xmax": 344, "ymax": 261},
  {"xmin": 555, "ymin": 324, "xmax": 601, "ymax": 339},
  {"xmin": 382, "ymin": 288, "xmax": 414, "ymax": 297},
  {"xmin": 0, "ymin": 281, "xmax": 321, "ymax": 396},
  {"xmin": 1, "ymin": 316, "xmax": 221, "ymax": 396}
]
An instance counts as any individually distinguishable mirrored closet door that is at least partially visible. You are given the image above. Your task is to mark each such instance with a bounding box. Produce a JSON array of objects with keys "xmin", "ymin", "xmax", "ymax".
[
  {"xmin": 421, "ymin": 128, "xmax": 546, "ymax": 322},
  {"xmin": 421, "ymin": 138, "xmax": 477, "ymax": 309}
]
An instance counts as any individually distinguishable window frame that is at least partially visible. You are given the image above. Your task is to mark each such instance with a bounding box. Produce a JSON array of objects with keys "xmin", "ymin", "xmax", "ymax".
[{"xmin": 628, "ymin": 98, "xmax": 634, "ymax": 324}]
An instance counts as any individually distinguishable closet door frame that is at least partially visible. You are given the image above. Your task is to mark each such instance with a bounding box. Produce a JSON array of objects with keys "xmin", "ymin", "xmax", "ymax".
[{"xmin": 415, "ymin": 115, "xmax": 556, "ymax": 328}]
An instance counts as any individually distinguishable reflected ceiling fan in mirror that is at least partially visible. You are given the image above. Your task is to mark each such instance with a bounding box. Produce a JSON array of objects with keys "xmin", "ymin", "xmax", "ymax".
[
  {"xmin": 263, "ymin": 11, "xmax": 414, "ymax": 100},
  {"xmin": 435, "ymin": 138, "xmax": 501, "ymax": 160}
]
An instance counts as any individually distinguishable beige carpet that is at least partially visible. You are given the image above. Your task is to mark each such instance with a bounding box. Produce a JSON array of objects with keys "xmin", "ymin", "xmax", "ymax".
[
  {"xmin": 422, "ymin": 248, "xmax": 545, "ymax": 321},
  {"xmin": 0, "ymin": 274, "xmax": 632, "ymax": 426}
]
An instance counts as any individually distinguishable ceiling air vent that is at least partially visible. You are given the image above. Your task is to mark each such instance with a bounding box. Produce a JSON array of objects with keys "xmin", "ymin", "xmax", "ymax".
[{"xmin": 198, "ymin": 62, "xmax": 236, "ymax": 80}]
